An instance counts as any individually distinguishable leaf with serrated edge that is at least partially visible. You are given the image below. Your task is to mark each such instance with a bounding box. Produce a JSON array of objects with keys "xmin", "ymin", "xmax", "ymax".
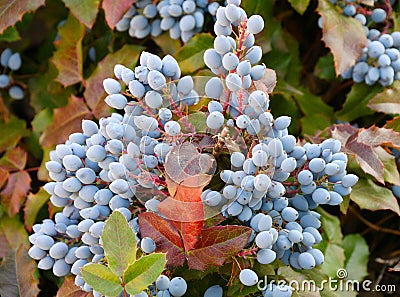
[
  {"xmin": 102, "ymin": 0, "xmax": 135, "ymax": 29},
  {"xmin": 0, "ymin": 147, "xmax": 27, "ymax": 171},
  {"xmin": 52, "ymin": 14, "xmax": 85, "ymax": 86},
  {"xmin": 342, "ymin": 234, "xmax": 369, "ymax": 281},
  {"xmin": 63, "ymin": 0, "xmax": 100, "ymax": 28},
  {"xmin": 0, "ymin": 216, "xmax": 39, "ymax": 296},
  {"xmin": 24, "ymin": 188, "xmax": 50, "ymax": 232},
  {"xmin": 81, "ymin": 264, "xmax": 122, "ymax": 296},
  {"xmin": 83, "ymin": 44, "xmax": 143, "ymax": 118},
  {"xmin": 318, "ymin": 0, "xmax": 367, "ymax": 75},
  {"xmin": 187, "ymin": 225, "xmax": 252, "ymax": 271},
  {"xmin": 0, "ymin": 0, "xmax": 45, "ymax": 33},
  {"xmin": 1, "ymin": 171, "xmax": 31, "ymax": 217},
  {"xmin": 356, "ymin": 126, "xmax": 400, "ymax": 149},
  {"xmin": 124, "ymin": 253, "xmax": 166, "ymax": 295},
  {"xmin": 138, "ymin": 212, "xmax": 186, "ymax": 266},
  {"xmin": 101, "ymin": 211, "xmax": 137, "ymax": 276},
  {"xmin": 330, "ymin": 124, "xmax": 359, "ymax": 145},
  {"xmin": 350, "ymin": 178, "xmax": 400, "ymax": 215},
  {"xmin": 40, "ymin": 96, "xmax": 92, "ymax": 147},
  {"xmin": 56, "ymin": 276, "xmax": 92, "ymax": 297}
]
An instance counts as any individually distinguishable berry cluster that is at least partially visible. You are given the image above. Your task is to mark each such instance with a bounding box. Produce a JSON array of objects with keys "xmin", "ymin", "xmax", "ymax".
[
  {"xmin": 0, "ymin": 48, "xmax": 24, "ymax": 100},
  {"xmin": 28, "ymin": 0, "xmax": 358, "ymax": 296},
  {"xmin": 321, "ymin": 0, "xmax": 400, "ymax": 86},
  {"xmin": 116, "ymin": 0, "xmax": 220, "ymax": 42}
]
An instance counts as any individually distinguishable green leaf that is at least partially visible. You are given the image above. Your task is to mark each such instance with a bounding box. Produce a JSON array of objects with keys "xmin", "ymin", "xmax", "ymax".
[
  {"xmin": 102, "ymin": 211, "xmax": 137, "ymax": 276},
  {"xmin": 62, "ymin": 0, "xmax": 100, "ymax": 28},
  {"xmin": 367, "ymin": 81, "xmax": 400, "ymax": 114},
  {"xmin": 83, "ymin": 44, "xmax": 143, "ymax": 118},
  {"xmin": 319, "ymin": 208, "xmax": 343, "ymax": 245},
  {"xmin": 319, "ymin": 243, "xmax": 345, "ymax": 279},
  {"xmin": 0, "ymin": 117, "xmax": 30, "ymax": 153},
  {"xmin": 153, "ymin": 32, "xmax": 181, "ymax": 55},
  {"xmin": 39, "ymin": 96, "xmax": 92, "ymax": 147},
  {"xmin": 375, "ymin": 147, "xmax": 400, "ymax": 185},
  {"xmin": 314, "ymin": 53, "xmax": 336, "ymax": 80},
  {"xmin": 350, "ymin": 178, "xmax": 400, "ymax": 215},
  {"xmin": 342, "ymin": 234, "xmax": 369, "ymax": 281},
  {"xmin": 102, "ymin": 0, "xmax": 135, "ymax": 29},
  {"xmin": 81, "ymin": 264, "xmax": 122, "ymax": 296},
  {"xmin": 288, "ymin": 0, "xmax": 311, "ymax": 15},
  {"xmin": 317, "ymin": 0, "xmax": 367, "ymax": 75},
  {"xmin": 174, "ymin": 33, "xmax": 214, "ymax": 74},
  {"xmin": 180, "ymin": 112, "xmax": 208, "ymax": 134},
  {"xmin": 385, "ymin": 116, "xmax": 400, "ymax": 132},
  {"xmin": 0, "ymin": 0, "xmax": 45, "ymax": 34},
  {"xmin": 336, "ymin": 83, "xmax": 383, "ymax": 122},
  {"xmin": 32, "ymin": 108, "xmax": 53, "ymax": 133},
  {"xmin": 0, "ymin": 215, "xmax": 39, "ymax": 296},
  {"xmin": 51, "ymin": 13, "xmax": 85, "ymax": 87},
  {"xmin": 124, "ymin": 253, "xmax": 167, "ymax": 295},
  {"xmin": 23, "ymin": 188, "xmax": 50, "ymax": 232},
  {"xmin": 0, "ymin": 26, "xmax": 20, "ymax": 42},
  {"xmin": 29, "ymin": 63, "xmax": 72, "ymax": 112}
]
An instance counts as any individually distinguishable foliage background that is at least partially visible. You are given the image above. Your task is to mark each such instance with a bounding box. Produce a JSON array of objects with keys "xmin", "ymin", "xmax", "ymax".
[{"xmin": 0, "ymin": 0, "xmax": 399, "ymax": 296}]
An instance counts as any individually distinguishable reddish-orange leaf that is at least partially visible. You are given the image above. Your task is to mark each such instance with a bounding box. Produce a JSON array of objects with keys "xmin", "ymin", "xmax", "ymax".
[
  {"xmin": 83, "ymin": 44, "xmax": 143, "ymax": 118},
  {"xmin": 0, "ymin": 168, "xmax": 9, "ymax": 190},
  {"xmin": 1, "ymin": 170, "xmax": 31, "ymax": 217},
  {"xmin": 138, "ymin": 212, "xmax": 186, "ymax": 267},
  {"xmin": 102, "ymin": 0, "xmax": 136, "ymax": 29},
  {"xmin": 57, "ymin": 276, "xmax": 93, "ymax": 297},
  {"xmin": 0, "ymin": 146, "xmax": 27, "ymax": 171},
  {"xmin": 40, "ymin": 96, "xmax": 92, "ymax": 147},
  {"xmin": 0, "ymin": 0, "xmax": 45, "ymax": 34},
  {"xmin": 186, "ymin": 225, "xmax": 252, "ymax": 271},
  {"xmin": 52, "ymin": 14, "xmax": 85, "ymax": 87}
]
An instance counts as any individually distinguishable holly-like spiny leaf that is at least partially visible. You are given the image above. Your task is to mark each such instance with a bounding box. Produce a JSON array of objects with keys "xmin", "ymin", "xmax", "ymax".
[
  {"xmin": 101, "ymin": 210, "xmax": 137, "ymax": 276},
  {"xmin": 0, "ymin": 0, "xmax": 45, "ymax": 34},
  {"xmin": 56, "ymin": 276, "xmax": 92, "ymax": 297},
  {"xmin": 51, "ymin": 13, "xmax": 85, "ymax": 87},
  {"xmin": 318, "ymin": 0, "xmax": 367, "ymax": 75},
  {"xmin": 39, "ymin": 96, "xmax": 92, "ymax": 147},
  {"xmin": 0, "ymin": 117, "xmax": 30, "ymax": 153},
  {"xmin": 0, "ymin": 147, "xmax": 27, "ymax": 171},
  {"xmin": 367, "ymin": 81, "xmax": 400, "ymax": 114}
]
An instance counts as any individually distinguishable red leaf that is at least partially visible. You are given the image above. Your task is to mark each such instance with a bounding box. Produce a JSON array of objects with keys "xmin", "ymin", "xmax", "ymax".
[
  {"xmin": 187, "ymin": 225, "xmax": 252, "ymax": 271},
  {"xmin": 0, "ymin": 146, "xmax": 27, "ymax": 171},
  {"xmin": 1, "ymin": 170, "xmax": 31, "ymax": 217},
  {"xmin": 0, "ymin": 168, "xmax": 10, "ymax": 190},
  {"xmin": 40, "ymin": 96, "xmax": 92, "ymax": 147},
  {"xmin": 57, "ymin": 276, "xmax": 93, "ymax": 297},
  {"xmin": 83, "ymin": 44, "xmax": 143, "ymax": 118},
  {"xmin": 346, "ymin": 138, "xmax": 385, "ymax": 184},
  {"xmin": 356, "ymin": 126, "xmax": 400, "ymax": 150},
  {"xmin": 158, "ymin": 143, "xmax": 216, "ymax": 251},
  {"xmin": 138, "ymin": 212, "xmax": 186, "ymax": 267},
  {"xmin": 330, "ymin": 124, "xmax": 358, "ymax": 145},
  {"xmin": 0, "ymin": 0, "xmax": 45, "ymax": 34},
  {"xmin": 102, "ymin": 0, "xmax": 136, "ymax": 29},
  {"xmin": 52, "ymin": 14, "xmax": 85, "ymax": 87}
]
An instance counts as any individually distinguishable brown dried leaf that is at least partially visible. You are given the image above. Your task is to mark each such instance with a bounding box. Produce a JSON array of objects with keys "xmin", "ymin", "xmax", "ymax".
[
  {"xmin": 52, "ymin": 14, "xmax": 85, "ymax": 87},
  {"xmin": 40, "ymin": 96, "xmax": 92, "ymax": 147},
  {"xmin": 0, "ymin": 0, "xmax": 45, "ymax": 34},
  {"xmin": 318, "ymin": 0, "xmax": 367, "ymax": 74},
  {"xmin": 1, "ymin": 171, "xmax": 31, "ymax": 217},
  {"xmin": 57, "ymin": 276, "xmax": 93, "ymax": 297}
]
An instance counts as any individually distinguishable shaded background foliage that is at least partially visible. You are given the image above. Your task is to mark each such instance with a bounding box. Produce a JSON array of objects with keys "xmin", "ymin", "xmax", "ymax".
[{"xmin": 0, "ymin": 0, "xmax": 399, "ymax": 296}]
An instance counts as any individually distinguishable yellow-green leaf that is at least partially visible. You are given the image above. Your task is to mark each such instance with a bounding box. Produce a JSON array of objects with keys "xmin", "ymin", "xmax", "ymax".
[
  {"xmin": 23, "ymin": 188, "xmax": 50, "ymax": 232},
  {"xmin": 124, "ymin": 253, "xmax": 167, "ymax": 295},
  {"xmin": 101, "ymin": 211, "xmax": 137, "ymax": 276},
  {"xmin": 81, "ymin": 264, "xmax": 122, "ymax": 296},
  {"xmin": 63, "ymin": 0, "xmax": 100, "ymax": 29}
]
